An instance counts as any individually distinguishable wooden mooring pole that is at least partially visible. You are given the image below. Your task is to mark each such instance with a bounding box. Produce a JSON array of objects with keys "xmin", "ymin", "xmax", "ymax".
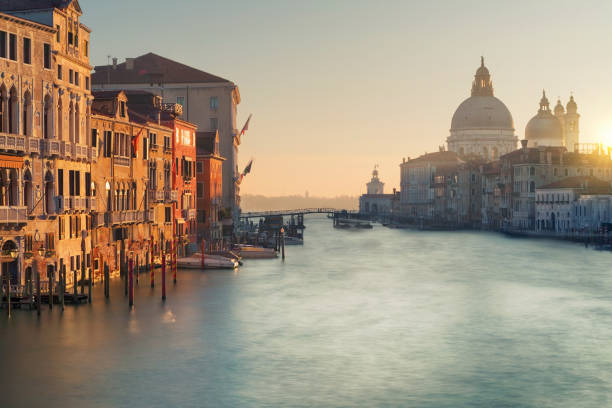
[
  {"xmin": 150, "ymin": 249, "xmax": 154, "ymax": 288},
  {"xmin": 48, "ymin": 266, "xmax": 53, "ymax": 310},
  {"xmin": 104, "ymin": 263, "xmax": 110, "ymax": 299},
  {"xmin": 161, "ymin": 254, "xmax": 166, "ymax": 301},
  {"xmin": 201, "ymin": 240, "xmax": 205, "ymax": 270},
  {"xmin": 173, "ymin": 240, "xmax": 177, "ymax": 285},
  {"xmin": 6, "ymin": 270, "xmax": 11, "ymax": 319},
  {"xmin": 281, "ymin": 229, "xmax": 286, "ymax": 261},
  {"xmin": 128, "ymin": 258, "xmax": 134, "ymax": 308},
  {"xmin": 88, "ymin": 266, "xmax": 92, "ymax": 304},
  {"xmin": 36, "ymin": 270, "xmax": 41, "ymax": 316}
]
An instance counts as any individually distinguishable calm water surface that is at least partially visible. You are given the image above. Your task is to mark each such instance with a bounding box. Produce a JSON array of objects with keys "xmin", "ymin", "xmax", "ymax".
[{"xmin": 2, "ymin": 215, "xmax": 612, "ymax": 407}]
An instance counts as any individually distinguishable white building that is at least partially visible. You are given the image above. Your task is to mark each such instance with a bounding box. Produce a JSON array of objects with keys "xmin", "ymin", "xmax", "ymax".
[
  {"xmin": 535, "ymin": 176, "xmax": 611, "ymax": 233},
  {"xmin": 359, "ymin": 167, "xmax": 395, "ymax": 216},
  {"xmin": 447, "ymin": 57, "xmax": 518, "ymax": 161}
]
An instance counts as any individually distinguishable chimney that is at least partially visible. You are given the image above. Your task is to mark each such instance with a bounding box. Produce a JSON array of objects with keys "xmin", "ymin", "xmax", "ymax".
[
  {"xmin": 125, "ymin": 58, "xmax": 135, "ymax": 70},
  {"xmin": 520, "ymin": 139, "xmax": 528, "ymax": 149},
  {"xmin": 112, "ymin": 57, "xmax": 118, "ymax": 70}
]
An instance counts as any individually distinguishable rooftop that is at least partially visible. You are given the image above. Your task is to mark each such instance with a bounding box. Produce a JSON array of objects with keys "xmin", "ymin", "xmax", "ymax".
[
  {"xmin": 538, "ymin": 176, "xmax": 612, "ymax": 194},
  {"xmin": 92, "ymin": 53, "xmax": 232, "ymax": 85}
]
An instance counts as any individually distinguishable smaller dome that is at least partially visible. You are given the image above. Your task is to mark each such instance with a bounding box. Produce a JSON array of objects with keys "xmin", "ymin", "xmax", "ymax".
[
  {"xmin": 554, "ymin": 99, "xmax": 565, "ymax": 116},
  {"xmin": 475, "ymin": 56, "xmax": 489, "ymax": 76},
  {"xmin": 525, "ymin": 91, "xmax": 563, "ymax": 146},
  {"xmin": 566, "ymin": 95, "xmax": 577, "ymax": 114}
]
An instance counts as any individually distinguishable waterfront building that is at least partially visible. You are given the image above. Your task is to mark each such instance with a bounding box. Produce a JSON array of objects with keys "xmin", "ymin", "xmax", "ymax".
[
  {"xmin": 0, "ymin": 0, "xmax": 94, "ymax": 289},
  {"xmin": 123, "ymin": 91, "xmax": 198, "ymax": 256},
  {"xmin": 90, "ymin": 90, "xmax": 174, "ymax": 276},
  {"xmin": 399, "ymin": 150, "xmax": 464, "ymax": 220},
  {"xmin": 525, "ymin": 91, "xmax": 580, "ymax": 150},
  {"xmin": 91, "ymin": 53, "xmax": 242, "ymax": 230},
  {"xmin": 359, "ymin": 167, "xmax": 397, "ymax": 217},
  {"xmin": 480, "ymin": 161, "xmax": 503, "ymax": 229},
  {"xmin": 535, "ymin": 176, "xmax": 611, "ymax": 233},
  {"xmin": 196, "ymin": 131, "xmax": 224, "ymax": 247},
  {"xmin": 447, "ymin": 57, "xmax": 518, "ymax": 161}
]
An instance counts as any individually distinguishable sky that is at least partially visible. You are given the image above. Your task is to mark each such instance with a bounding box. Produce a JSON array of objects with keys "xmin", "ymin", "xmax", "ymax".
[{"xmin": 80, "ymin": 0, "xmax": 612, "ymax": 196}]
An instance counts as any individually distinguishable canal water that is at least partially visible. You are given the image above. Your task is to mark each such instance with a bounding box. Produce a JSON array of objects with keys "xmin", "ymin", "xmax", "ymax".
[{"xmin": 2, "ymin": 215, "xmax": 612, "ymax": 407}]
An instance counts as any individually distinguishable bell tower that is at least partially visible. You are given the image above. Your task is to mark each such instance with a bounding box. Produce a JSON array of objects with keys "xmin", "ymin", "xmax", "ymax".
[
  {"xmin": 564, "ymin": 95, "xmax": 580, "ymax": 152},
  {"xmin": 471, "ymin": 56, "xmax": 494, "ymax": 97}
]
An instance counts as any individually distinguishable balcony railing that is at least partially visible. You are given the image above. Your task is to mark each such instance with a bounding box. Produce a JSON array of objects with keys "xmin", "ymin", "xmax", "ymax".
[
  {"xmin": 89, "ymin": 147, "xmax": 98, "ymax": 162},
  {"xmin": 27, "ymin": 137, "xmax": 41, "ymax": 154},
  {"xmin": 42, "ymin": 139, "xmax": 63, "ymax": 157},
  {"xmin": 87, "ymin": 197, "xmax": 97, "ymax": 211},
  {"xmin": 148, "ymin": 190, "xmax": 164, "ymax": 203},
  {"xmin": 75, "ymin": 144, "xmax": 88, "ymax": 161},
  {"xmin": 183, "ymin": 209, "xmax": 196, "ymax": 220},
  {"xmin": 0, "ymin": 206, "xmax": 27, "ymax": 224},
  {"xmin": 145, "ymin": 209, "xmax": 155, "ymax": 222},
  {"xmin": 0, "ymin": 133, "xmax": 26, "ymax": 153},
  {"xmin": 69, "ymin": 196, "xmax": 87, "ymax": 211},
  {"xmin": 115, "ymin": 156, "xmax": 130, "ymax": 167},
  {"xmin": 92, "ymin": 212, "xmax": 106, "ymax": 228},
  {"xmin": 164, "ymin": 189, "xmax": 178, "ymax": 203},
  {"xmin": 111, "ymin": 210, "xmax": 147, "ymax": 225}
]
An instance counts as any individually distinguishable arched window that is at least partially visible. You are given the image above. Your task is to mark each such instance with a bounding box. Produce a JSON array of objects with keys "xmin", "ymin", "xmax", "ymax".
[
  {"xmin": 44, "ymin": 170, "xmax": 54, "ymax": 214},
  {"xmin": 69, "ymin": 102, "xmax": 74, "ymax": 143},
  {"xmin": 9, "ymin": 87, "xmax": 18, "ymax": 134},
  {"xmin": 0, "ymin": 85, "xmax": 6, "ymax": 132},
  {"xmin": 22, "ymin": 91, "xmax": 32, "ymax": 136},
  {"xmin": 57, "ymin": 97, "xmax": 63, "ymax": 140},
  {"xmin": 529, "ymin": 181, "xmax": 535, "ymax": 193},
  {"xmin": 75, "ymin": 103, "xmax": 80, "ymax": 144},
  {"xmin": 8, "ymin": 169, "xmax": 18, "ymax": 206},
  {"xmin": 43, "ymin": 94, "xmax": 52, "ymax": 139},
  {"xmin": 24, "ymin": 169, "xmax": 33, "ymax": 212}
]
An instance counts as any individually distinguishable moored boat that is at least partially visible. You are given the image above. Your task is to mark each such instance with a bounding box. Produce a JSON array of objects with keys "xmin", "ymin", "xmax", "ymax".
[{"xmin": 177, "ymin": 255, "xmax": 238, "ymax": 270}]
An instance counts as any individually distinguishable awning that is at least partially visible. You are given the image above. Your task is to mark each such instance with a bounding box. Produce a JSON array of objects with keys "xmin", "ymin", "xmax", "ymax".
[{"xmin": 0, "ymin": 155, "xmax": 23, "ymax": 169}]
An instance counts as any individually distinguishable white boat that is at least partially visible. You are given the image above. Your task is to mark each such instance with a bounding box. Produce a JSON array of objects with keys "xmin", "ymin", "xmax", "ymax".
[
  {"xmin": 177, "ymin": 254, "xmax": 238, "ymax": 270},
  {"xmin": 235, "ymin": 245, "xmax": 278, "ymax": 259}
]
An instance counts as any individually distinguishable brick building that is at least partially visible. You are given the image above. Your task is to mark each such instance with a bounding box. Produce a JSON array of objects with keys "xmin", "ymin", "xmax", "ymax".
[{"xmin": 196, "ymin": 131, "xmax": 224, "ymax": 247}]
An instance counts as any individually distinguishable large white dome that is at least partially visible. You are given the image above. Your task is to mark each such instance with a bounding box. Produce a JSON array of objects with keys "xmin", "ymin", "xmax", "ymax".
[
  {"xmin": 451, "ymin": 95, "xmax": 514, "ymax": 131},
  {"xmin": 525, "ymin": 91, "xmax": 563, "ymax": 146}
]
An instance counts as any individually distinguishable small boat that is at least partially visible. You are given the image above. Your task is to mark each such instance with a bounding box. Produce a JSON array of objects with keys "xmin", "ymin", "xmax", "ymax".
[
  {"xmin": 210, "ymin": 250, "xmax": 243, "ymax": 265},
  {"xmin": 177, "ymin": 255, "xmax": 238, "ymax": 270},
  {"xmin": 235, "ymin": 245, "xmax": 278, "ymax": 259},
  {"xmin": 334, "ymin": 218, "xmax": 373, "ymax": 229}
]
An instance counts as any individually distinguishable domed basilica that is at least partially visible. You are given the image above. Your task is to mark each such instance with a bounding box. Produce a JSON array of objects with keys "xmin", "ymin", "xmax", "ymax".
[
  {"xmin": 447, "ymin": 57, "xmax": 518, "ymax": 160},
  {"xmin": 525, "ymin": 91, "xmax": 579, "ymax": 151}
]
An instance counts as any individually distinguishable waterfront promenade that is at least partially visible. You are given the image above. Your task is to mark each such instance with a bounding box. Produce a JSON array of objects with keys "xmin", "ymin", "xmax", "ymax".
[{"xmin": 2, "ymin": 215, "xmax": 612, "ymax": 407}]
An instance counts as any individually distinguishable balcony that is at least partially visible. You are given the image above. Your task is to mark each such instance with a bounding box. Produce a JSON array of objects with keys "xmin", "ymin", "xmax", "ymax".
[
  {"xmin": 42, "ymin": 139, "xmax": 63, "ymax": 157},
  {"xmin": 111, "ymin": 210, "xmax": 147, "ymax": 225},
  {"xmin": 0, "ymin": 133, "xmax": 26, "ymax": 154},
  {"xmin": 145, "ymin": 209, "xmax": 155, "ymax": 222},
  {"xmin": 68, "ymin": 196, "xmax": 87, "ymax": 212},
  {"xmin": 54, "ymin": 196, "xmax": 65, "ymax": 214},
  {"xmin": 89, "ymin": 147, "xmax": 98, "ymax": 162},
  {"xmin": 27, "ymin": 137, "xmax": 41, "ymax": 155},
  {"xmin": 87, "ymin": 197, "xmax": 97, "ymax": 211},
  {"xmin": 75, "ymin": 144, "xmax": 88, "ymax": 161},
  {"xmin": 115, "ymin": 156, "xmax": 130, "ymax": 167},
  {"xmin": 92, "ymin": 212, "xmax": 106, "ymax": 228},
  {"xmin": 163, "ymin": 145, "xmax": 172, "ymax": 154},
  {"xmin": 0, "ymin": 206, "xmax": 27, "ymax": 225},
  {"xmin": 148, "ymin": 190, "xmax": 164, "ymax": 203},
  {"xmin": 161, "ymin": 103, "xmax": 183, "ymax": 117},
  {"xmin": 164, "ymin": 189, "xmax": 178, "ymax": 203},
  {"xmin": 150, "ymin": 142, "xmax": 159, "ymax": 151},
  {"xmin": 183, "ymin": 209, "xmax": 196, "ymax": 220}
]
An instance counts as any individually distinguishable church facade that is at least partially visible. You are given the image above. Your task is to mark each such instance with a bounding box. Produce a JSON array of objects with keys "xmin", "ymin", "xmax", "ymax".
[{"xmin": 447, "ymin": 58, "xmax": 518, "ymax": 161}]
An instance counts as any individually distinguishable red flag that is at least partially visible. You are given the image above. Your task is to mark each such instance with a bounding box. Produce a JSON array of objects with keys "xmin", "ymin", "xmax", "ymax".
[
  {"xmin": 240, "ymin": 114, "xmax": 252, "ymax": 136},
  {"xmin": 132, "ymin": 127, "xmax": 145, "ymax": 156}
]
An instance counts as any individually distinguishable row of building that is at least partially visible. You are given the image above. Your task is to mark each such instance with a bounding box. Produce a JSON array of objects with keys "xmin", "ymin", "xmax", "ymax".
[
  {"xmin": 0, "ymin": 1, "xmax": 245, "ymax": 289},
  {"xmin": 360, "ymin": 58, "xmax": 612, "ymax": 236}
]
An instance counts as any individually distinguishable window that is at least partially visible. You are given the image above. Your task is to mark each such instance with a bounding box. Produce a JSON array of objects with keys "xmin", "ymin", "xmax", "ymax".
[
  {"xmin": 210, "ymin": 96, "xmax": 219, "ymax": 110},
  {"xmin": 149, "ymin": 132, "xmax": 157, "ymax": 147},
  {"xmin": 45, "ymin": 233, "xmax": 55, "ymax": 251},
  {"xmin": 85, "ymin": 173, "xmax": 91, "ymax": 196},
  {"xmin": 9, "ymin": 34, "xmax": 16, "ymax": 61},
  {"xmin": 68, "ymin": 20, "xmax": 73, "ymax": 45},
  {"xmin": 84, "ymin": 40, "xmax": 88, "ymax": 56},
  {"xmin": 143, "ymin": 137, "xmax": 148, "ymax": 160},
  {"xmin": 56, "ymin": 25, "xmax": 60, "ymax": 42},
  {"xmin": 25, "ymin": 235, "xmax": 33, "ymax": 252},
  {"xmin": 120, "ymin": 101, "xmax": 126, "ymax": 117},
  {"xmin": 43, "ymin": 43, "xmax": 51, "ymax": 68},
  {"xmin": 210, "ymin": 117, "xmax": 218, "ymax": 130},
  {"xmin": 103, "ymin": 131, "xmax": 112, "ymax": 157},
  {"xmin": 164, "ymin": 136, "xmax": 170, "ymax": 150},
  {"xmin": 23, "ymin": 37, "xmax": 31, "ymax": 64},
  {"xmin": 58, "ymin": 218, "xmax": 64, "ymax": 240},
  {"xmin": 177, "ymin": 96, "xmax": 185, "ymax": 107},
  {"xmin": 58, "ymin": 64, "xmax": 62, "ymax": 80},
  {"xmin": 91, "ymin": 128, "xmax": 97, "ymax": 148},
  {"xmin": 69, "ymin": 69, "xmax": 73, "ymax": 84},
  {"xmin": 75, "ymin": 171, "xmax": 81, "ymax": 196},
  {"xmin": 85, "ymin": 77, "xmax": 89, "ymax": 90},
  {"xmin": 197, "ymin": 182, "xmax": 203, "ymax": 198},
  {"xmin": 165, "ymin": 207, "xmax": 171, "ymax": 223},
  {"xmin": 75, "ymin": 72, "xmax": 79, "ymax": 87},
  {"xmin": 69, "ymin": 170, "xmax": 74, "ymax": 196},
  {"xmin": 0, "ymin": 31, "xmax": 5, "ymax": 58},
  {"xmin": 58, "ymin": 169, "xmax": 64, "ymax": 196}
]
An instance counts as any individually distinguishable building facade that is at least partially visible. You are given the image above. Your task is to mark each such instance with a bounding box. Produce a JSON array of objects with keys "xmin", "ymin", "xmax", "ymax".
[
  {"xmin": 91, "ymin": 53, "xmax": 242, "ymax": 227},
  {"xmin": 196, "ymin": 131, "xmax": 224, "ymax": 246}
]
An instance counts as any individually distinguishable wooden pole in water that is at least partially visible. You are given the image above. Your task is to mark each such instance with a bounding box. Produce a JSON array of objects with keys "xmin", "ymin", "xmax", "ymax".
[
  {"xmin": 104, "ymin": 262, "xmax": 109, "ymax": 299},
  {"xmin": 150, "ymin": 247, "xmax": 154, "ymax": 288},
  {"xmin": 201, "ymin": 240, "xmax": 205, "ymax": 270},
  {"xmin": 135, "ymin": 254, "xmax": 139, "ymax": 286},
  {"xmin": 88, "ymin": 266, "xmax": 92, "ymax": 304},
  {"xmin": 173, "ymin": 239, "xmax": 177, "ymax": 284},
  {"xmin": 128, "ymin": 258, "xmax": 134, "ymax": 308},
  {"xmin": 61, "ymin": 265, "xmax": 65, "ymax": 311},
  {"xmin": 6, "ymin": 269, "xmax": 11, "ymax": 319},
  {"xmin": 48, "ymin": 266, "xmax": 53, "ymax": 310},
  {"xmin": 281, "ymin": 229, "xmax": 285, "ymax": 261},
  {"xmin": 28, "ymin": 267, "xmax": 33, "ymax": 310},
  {"xmin": 73, "ymin": 267, "xmax": 77, "ymax": 300},
  {"xmin": 161, "ymin": 254, "xmax": 166, "ymax": 301},
  {"xmin": 36, "ymin": 269, "xmax": 41, "ymax": 316}
]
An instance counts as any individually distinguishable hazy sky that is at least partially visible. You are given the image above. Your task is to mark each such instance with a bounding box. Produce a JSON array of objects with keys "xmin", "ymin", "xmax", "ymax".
[{"xmin": 81, "ymin": 0, "xmax": 612, "ymax": 196}]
